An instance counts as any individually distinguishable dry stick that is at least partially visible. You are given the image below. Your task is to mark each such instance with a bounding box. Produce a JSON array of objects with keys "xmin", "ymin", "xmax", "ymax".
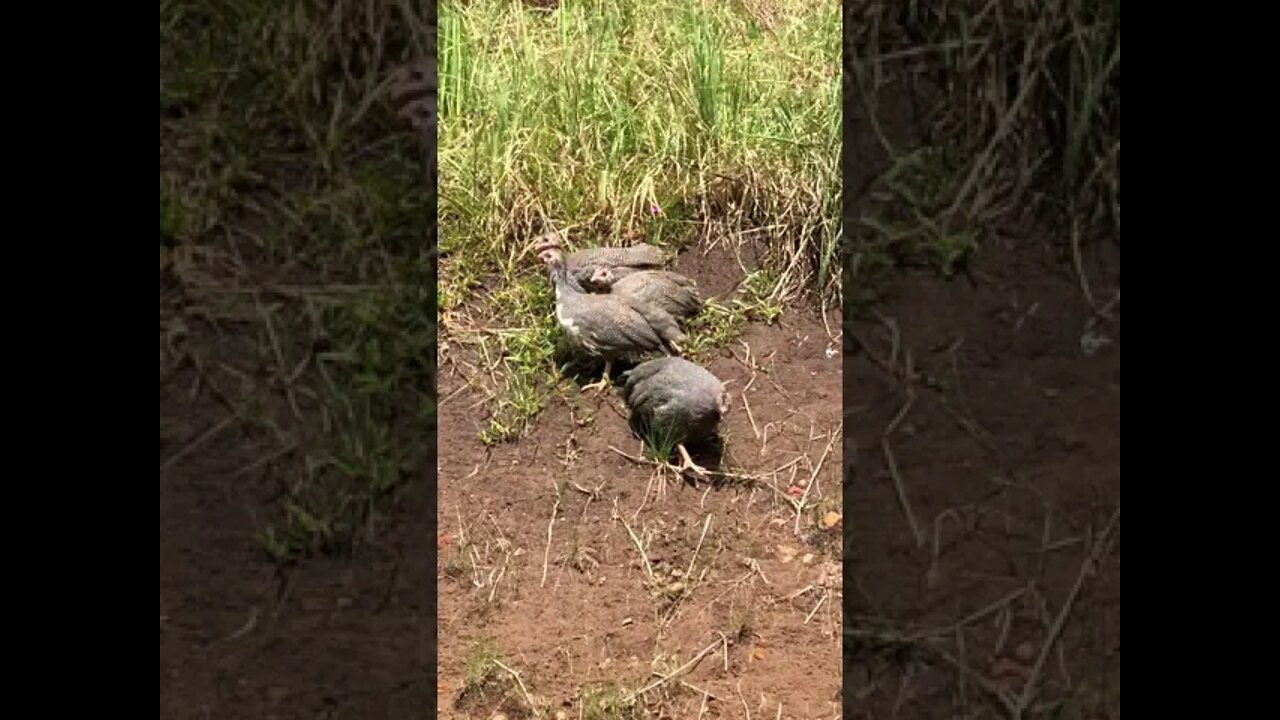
[
  {"xmin": 686, "ymin": 514, "xmax": 714, "ymax": 580},
  {"xmin": 232, "ymin": 442, "xmax": 299, "ymax": 478},
  {"xmin": 872, "ymin": 310, "xmax": 902, "ymax": 375},
  {"xmin": 742, "ymin": 392, "xmax": 761, "ymax": 439},
  {"xmin": 492, "ymin": 660, "xmax": 542, "ymax": 719},
  {"xmin": 541, "ymin": 493, "xmax": 561, "ymax": 588},
  {"xmin": 487, "ymin": 564, "xmax": 506, "ymax": 603},
  {"xmin": 931, "ymin": 646, "xmax": 1019, "ymax": 718},
  {"xmin": 161, "ymin": 415, "xmax": 236, "ymax": 473},
  {"xmin": 628, "ymin": 638, "xmax": 725, "ymax": 701},
  {"xmin": 1069, "ymin": 215, "xmax": 1095, "ymax": 309},
  {"xmin": 882, "ymin": 392, "xmax": 925, "ymax": 547},
  {"xmin": 1085, "ymin": 289, "xmax": 1121, "ymax": 332},
  {"xmin": 1014, "ymin": 504, "xmax": 1121, "ymax": 717},
  {"xmin": 792, "ymin": 423, "xmax": 841, "ymax": 534},
  {"xmin": 736, "ymin": 681, "xmax": 752, "ymax": 720},
  {"xmin": 939, "ymin": 584, "xmax": 1032, "ymax": 640},
  {"xmin": 614, "ymin": 499, "xmax": 654, "ymax": 580},
  {"xmin": 804, "ymin": 590, "xmax": 830, "ymax": 624}
]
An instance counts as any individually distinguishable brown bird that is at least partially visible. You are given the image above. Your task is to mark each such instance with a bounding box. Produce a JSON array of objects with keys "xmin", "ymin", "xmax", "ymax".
[{"xmin": 539, "ymin": 248, "xmax": 685, "ymax": 393}]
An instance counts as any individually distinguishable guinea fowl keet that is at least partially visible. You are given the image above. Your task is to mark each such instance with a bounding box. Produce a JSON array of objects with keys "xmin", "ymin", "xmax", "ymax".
[
  {"xmin": 540, "ymin": 248, "xmax": 686, "ymax": 394},
  {"xmin": 619, "ymin": 356, "xmax": 728, "ymax": 475},
  {"xmin": 586, "ymin": 266, "xmax": 702, "ymax": 319}
]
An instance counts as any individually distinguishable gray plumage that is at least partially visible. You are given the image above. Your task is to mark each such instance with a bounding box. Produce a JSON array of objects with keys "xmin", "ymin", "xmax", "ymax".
[
  {"xmin": 619, "ymin": 357, "xmax": 727, "ymax": 446},
  {"xmin": 587, "ymin": 266, "xmax": 702, "ymax": 319},
  {"xmin": 540, "ymin": 249, "xmax": 685, "ymax": 367},
  {"xmin": 530, "ymin": 231, "xmax": 668, "ymax": 288}
]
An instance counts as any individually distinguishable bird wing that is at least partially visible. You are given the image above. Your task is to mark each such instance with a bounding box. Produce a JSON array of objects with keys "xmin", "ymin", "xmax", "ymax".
[
  {"xmin": 619, "ymin": 296, "xmax": 686, "ymax": 346},
  {"xmin": 572, "ymin": 297, "xmax": 665, "ymax": 355}
]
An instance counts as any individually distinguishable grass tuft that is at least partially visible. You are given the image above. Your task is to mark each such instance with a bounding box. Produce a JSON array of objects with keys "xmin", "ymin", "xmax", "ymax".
[{"xmin": 845, "ymin": 0, "xmax": 1120, "ymax": 315}]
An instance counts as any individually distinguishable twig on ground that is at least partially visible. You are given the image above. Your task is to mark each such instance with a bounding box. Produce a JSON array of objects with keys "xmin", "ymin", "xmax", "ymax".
[
  {"xmin": 1014, "ymin": 505, "xmax": 1121, "ymax": 716},
  {"xmin": 793, "ymin": 423, "xmax": 840, "ymax": 534},
  {"xmin": 686, "ymin": 514, "xmax": 713, "ymax": 580},
  {"xmin": 613, "ymin": 498, "xmax": 654, "ymax": 580},
  {"xmin": 804, "ymin": 589, "xmax": 830, "ymax": 624},
  {"xmin": 883, "ymin": 391, "xmax": 924, "ymax": 547},
  {"xmin": 231, "ymin": 441, "xmax": 299, "ymax": 478},
  {"xmin": 541, "ymin": 490, "xmax": 561, "ymax": 588},
  {"xmin": 492, "ymin": 660, "xmax": 542, "ymax": 718},
  {"xmin": 629, "ymin": 638, "xmax": 725, "ymax": 701},
  {"xmin": 742, "ymin": 392, "xmax": 760, "ymax": 439},
  {"xmin": 161, "ymin": 415, "xmax": 236, "ymax": 473}
]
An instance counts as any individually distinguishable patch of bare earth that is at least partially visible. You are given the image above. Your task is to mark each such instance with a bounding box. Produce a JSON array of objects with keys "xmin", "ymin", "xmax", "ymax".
[
  {"xmin": 844, "ymin": 236, "xmax": 1120, "ymax": 720},
  {"xmin": 437, "ymin": 246, "xmax": 844, "ymax": 719},
  {"xmin": 160, "ymin": 296, "xmax": 436, "ymax": 718}
]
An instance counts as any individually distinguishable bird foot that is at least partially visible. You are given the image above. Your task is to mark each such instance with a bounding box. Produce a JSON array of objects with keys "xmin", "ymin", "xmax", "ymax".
[
  {"xmin": 675, "ymin": 444, "xmax": 710, "ymax": 476},
  {"xmin": 580, "ymin": 377, "xmax": 611, "ymax": 394}
]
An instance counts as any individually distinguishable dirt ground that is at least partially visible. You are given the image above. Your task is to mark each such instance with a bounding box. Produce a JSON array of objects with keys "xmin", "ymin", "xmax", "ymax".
[
  {"xmin": 436, "ymin": 246, "xmax": 845, "ymax": 719},
  {"xmin": 159, "ymin": 379, "xmax": 437, "ymax": 719},
  {"xmin": 159, "ymin": 242, "xmax": 843, "ymax": 720},
  {"xmin": 843, "ymin": 236, "xmax": 1121, "ymax": 719}
]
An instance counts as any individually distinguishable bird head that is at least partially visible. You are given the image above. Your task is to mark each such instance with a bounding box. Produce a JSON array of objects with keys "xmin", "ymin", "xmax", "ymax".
[
  {"xmin": 538, "ymin": 248, "xmax": 565, "ymax": 268},
  {"xmin": 588, "ymin": 265, "xmax": 616, "ymax": 289},
  {"xmin": 526, "ymin": 231, "xmax": 565, "ymax": 256}
]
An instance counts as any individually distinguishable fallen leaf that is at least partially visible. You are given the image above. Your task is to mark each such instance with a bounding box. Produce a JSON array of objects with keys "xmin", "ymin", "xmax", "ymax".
[{"xmin": 822, "ymin": 511, "xmax": 841, "ymax": 528}]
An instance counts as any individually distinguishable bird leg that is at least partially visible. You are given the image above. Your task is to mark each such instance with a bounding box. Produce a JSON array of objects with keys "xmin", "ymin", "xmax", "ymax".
[
  {"xmin": 581, "ymin": 360, "xmax": 613, "ymax": 394},
  {"xmin": 675, "ymin": 443, "xmax": 710, "ymax": 476}
]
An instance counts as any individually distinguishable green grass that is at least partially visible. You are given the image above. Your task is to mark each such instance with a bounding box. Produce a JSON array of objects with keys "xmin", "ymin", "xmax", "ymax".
[
  {"xmin": 580, "ymin": 683, "xmax": 641, "ymax": 720},
  {"xmin": 845, "ymin": 0, "xmax": 1120, "ymax": 317},
  {"xmin": 160, "ymin": 0, "xmax": 435, "ymax": 561},
  {"xmin": 438, "ymin": 0, "xmax": 840, "ymax": 443},
  {"xmin": 461, "ymin": 638, "xmax": 503, "ymax": 691}
]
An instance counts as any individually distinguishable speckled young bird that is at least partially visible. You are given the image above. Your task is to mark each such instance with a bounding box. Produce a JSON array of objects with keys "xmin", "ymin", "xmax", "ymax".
[
  {"xmin": 586, "ymin": 266, "xmax": 702, "ymax": 319},
  {"xmin": 539, "ymin": 248, "xmax": 686, "ymax": 393},
  {"xmin": 619, "ymin": 356, "xmax": 729, "ymax": 475}
]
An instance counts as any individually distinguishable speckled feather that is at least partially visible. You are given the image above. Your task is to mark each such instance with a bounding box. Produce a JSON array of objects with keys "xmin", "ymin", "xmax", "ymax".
[
  {"xmin": 589, "ymin": 268, "xmax": 702, "ymax": 318},
  {"xmin": 543, "ymin": 251, "xmax": 682, "ymax": 362},
  {"xmin": 619, "ymin": 357, "xmax": 725, "ymax": 443}
]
